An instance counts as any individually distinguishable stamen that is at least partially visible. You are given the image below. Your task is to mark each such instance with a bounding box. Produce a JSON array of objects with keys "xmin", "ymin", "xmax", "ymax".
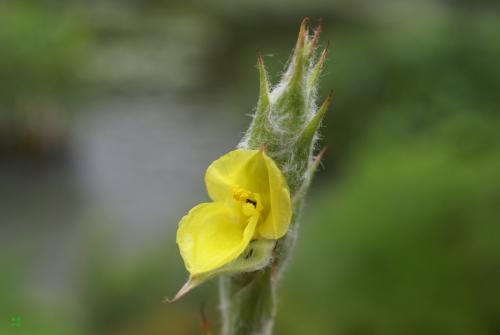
[
  {"xmin": 232, "ymin": 186, "xmax": 251, "ymax": 201},
  {"xmin": 232, "ymin": 186, "xmax": 260, "ymax": 213}
]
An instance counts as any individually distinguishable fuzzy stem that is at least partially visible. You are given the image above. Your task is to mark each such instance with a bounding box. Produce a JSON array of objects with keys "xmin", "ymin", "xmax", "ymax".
[{"xmin": 219, "ymin": 267, "xmax": 275, "ymax": 335}]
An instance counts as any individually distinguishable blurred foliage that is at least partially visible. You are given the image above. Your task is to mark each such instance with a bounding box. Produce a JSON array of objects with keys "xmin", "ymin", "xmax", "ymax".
[
  {"xmin": 279, "ymin": 115, "xmax": 500, "ymax": 335},
  {"xmin": 0, "ymin": 2, "xmax": 91, "ymax": 159},
  {"xmin": 0, "ymin": 3, "xmax": 90, "ymax": 109},
  {"xmin": 322, "ymin": 12, "xmax": 500, "ymax": 172},
  {"xmin": 0, "ymin": 253, "xmax": 81, "ymax": 335},
  {"xmin": 81, "ymin": 230, "xmax": 218, "ymax": 335}
]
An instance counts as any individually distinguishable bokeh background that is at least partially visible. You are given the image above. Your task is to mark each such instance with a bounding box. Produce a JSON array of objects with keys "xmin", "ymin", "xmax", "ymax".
[{"xmin": 1, "ymin": 0, "xmax": 499, "ymax": 334}]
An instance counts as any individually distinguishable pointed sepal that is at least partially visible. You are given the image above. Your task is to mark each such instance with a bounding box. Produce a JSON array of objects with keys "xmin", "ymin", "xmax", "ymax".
[
  {"xmin": 284, "ymin": 17, "xmax": 308, "ymax": 91},
  {"xmin": 306, "ymin": 20, "xmax": 322, "ymax": 61},
  {"xmin": 296, "ymin": 93, "xmax": 332, "ymax": 158},
  {"xmin": 290, "ymin": 17, "xmax": 309, "ymax": 83},
  {"xmin": 307, "ymin": 44, "xmax": 329, "ymax": 93},
  {"xmin": 165, "ymin": 274, "xmax": 208, "ymax": 303},
  {"xmin": 257, "ymin": 50, "xmax": 270, "ymax": 112},
  {"xmin": 246, "ymin": 51, "xmax": 272, "ymax": 148},
  {"xmin": 273, "ymin": 18, "xmax": 310, "ymax": 130},
  {"xmin": 293, "ymin": 147, "xmax": 327, "ymax": 206}
]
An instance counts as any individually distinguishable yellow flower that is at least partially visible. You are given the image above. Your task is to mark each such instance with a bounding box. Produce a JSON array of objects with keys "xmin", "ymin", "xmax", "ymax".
[{"xmin": 177, "ymin": 149, "xmax": 292, "ymax": 276}]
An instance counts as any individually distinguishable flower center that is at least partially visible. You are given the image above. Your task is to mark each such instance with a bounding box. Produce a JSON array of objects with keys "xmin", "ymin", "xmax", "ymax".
[
  {"xmin": 232, "ymin": 186, "xmax": 262, "ymax": 216},
  {"xmin": 232, "ymin": 186, "xmax": 252, "ymax": 203}
]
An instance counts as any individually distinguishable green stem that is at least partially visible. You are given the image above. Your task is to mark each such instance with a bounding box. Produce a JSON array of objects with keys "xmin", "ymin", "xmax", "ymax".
[{"xmin": 219, "ymin": 267, "xmax": 275, "ymax": 335}]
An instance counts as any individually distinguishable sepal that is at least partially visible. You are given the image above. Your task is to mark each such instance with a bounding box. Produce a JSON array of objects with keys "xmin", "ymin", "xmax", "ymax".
[
  {"xmin": 273, "ymin": 18, "xmax": 310, "ymax": 130},
  {"xmin": 307, "ymin": 45, "xmax": 328, "ymax": 93},
  {"xmin": 247, "ymin": 51, "xmax": 272, "ymax": 147},
  {"xmin": 306, "ymin": 21, "xmax": 322, "ymax": 61},
  {"xmin": 296, "ymin": 93, "xmax": 331, "ymax": 159},
  {"xmin": 168, "ymin": 239, "xmax": 276, "ymax": 302},
  {"xmin": 256, "ymin": 50, "xmax": 270, "ymax": 114},
  {"xmin": 293, "ymin": 147, "xmax": 327, "ymax": 206}
]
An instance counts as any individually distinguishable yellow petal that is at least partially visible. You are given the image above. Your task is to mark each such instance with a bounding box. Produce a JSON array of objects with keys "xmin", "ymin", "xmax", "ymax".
[
  {"xmin": 205, "ymin": 149, "xmax": 292, "ymax": 239},
  {"xmin": 257, "ymin": 152, "xmax": 292, "ymax": 239},
  {"xmin": 176, "ymin": 202, "xmax": 258, "ymax": 275},
  {"xmin": 205, "ymin": 149, "xmax": 266, "ymax": 202}
]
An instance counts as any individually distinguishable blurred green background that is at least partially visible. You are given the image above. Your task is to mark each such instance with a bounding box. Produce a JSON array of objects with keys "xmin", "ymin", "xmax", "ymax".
[{"xmin": 1, "ymin": 0, "xmax": 499, "ymax": 334}]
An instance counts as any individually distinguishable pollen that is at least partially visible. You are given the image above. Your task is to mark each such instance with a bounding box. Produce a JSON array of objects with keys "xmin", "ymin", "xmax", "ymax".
[{"xmin": 232, "ymin": 186, "xmax": 252, "ymax": 202}]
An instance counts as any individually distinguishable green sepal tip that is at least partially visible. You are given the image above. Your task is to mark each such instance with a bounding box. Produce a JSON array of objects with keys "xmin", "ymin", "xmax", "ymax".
[{"xmin": 296, "ymin": 92, "xmax": 332, "ymax": 158}]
